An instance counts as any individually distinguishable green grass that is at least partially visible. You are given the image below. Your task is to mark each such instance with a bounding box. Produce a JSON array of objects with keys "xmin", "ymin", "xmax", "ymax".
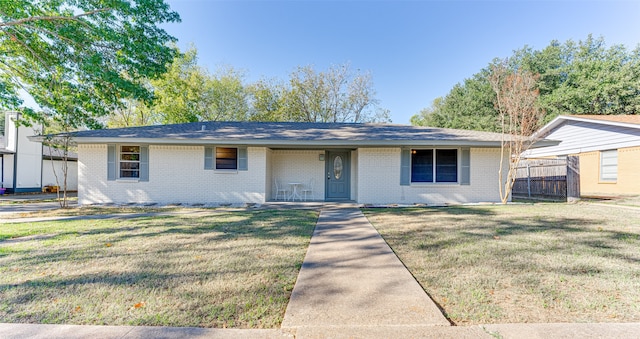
[
  {"xmin": 364, "ymin": 202, "xmax": 640, "ymax": 325},
  {"xmin": 0, "ymin": 209, "xmax": 318, "ymax": 328}
]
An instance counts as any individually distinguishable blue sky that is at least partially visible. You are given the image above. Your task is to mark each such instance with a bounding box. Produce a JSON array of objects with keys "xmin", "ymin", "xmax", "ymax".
[{"xmin": 163, "ymin": 0, "xmax": 640, "ymax": 124}]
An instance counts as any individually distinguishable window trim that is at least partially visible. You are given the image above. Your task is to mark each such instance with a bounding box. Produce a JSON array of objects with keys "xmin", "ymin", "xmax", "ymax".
[
  {"xmin": 410, "ymin": 148, "xmax": 460, "ymax": 184},
  {"xmin": 599, "ymin": 149, "xmax": 618, "ymax": 183}
]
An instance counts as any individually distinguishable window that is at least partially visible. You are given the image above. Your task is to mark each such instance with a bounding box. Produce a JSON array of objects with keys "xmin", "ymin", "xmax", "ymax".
[
  {"xmin": 411, "ymin": 150, "xmax": 433, "ymax": 182},
  {"xmin": 600, "ymin": 149, "xmax": 618, "ymax": 182},
  {"xmin": 107, "ymin": 144, "xmax": 148, "ymax": 181},
  {"xmin": 119, "ymin": 145, "xmax": 140, "ymax": 178},
  {"xmin": 411, "ymin": 149, "xmax": 458, "ymax": 183},
  {"xmin": 205, "ymin": 146, "xmax": 247, "ymax": 171},
  {"xmin": 216, "ymin": 147, "xmax": 238, "ymax": 170}
]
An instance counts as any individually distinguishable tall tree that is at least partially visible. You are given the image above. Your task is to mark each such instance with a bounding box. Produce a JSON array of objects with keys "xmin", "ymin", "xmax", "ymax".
[
  {"xmin": 151, "ymin": 46, "xmax": 210, "ymax": 124},
  {"xmin": 1, "ymin": 0, "xmax": 179, "ymax": 205},
  {"xmin": 202, "ymin": 66, "xmax": 250, "ymax": 122},
  {"xmin": 247, "ymin": 78, "xmax": 288, "ymax": 121},
  {"xmin": 540, "ymin": 36, "xmax": 640, "ymax": 117},
  {"xmin": 413, "ymin": 36, "xmax": 640, "ymax": 131},
  {"xmin": 107, "ymin": 55, "xmax": 389, "ymax": 125},
  {"xmin": 285, "ymin": 64, "xmax": 383, "ymax": 123},
  {"xmin": 1, "ymin": 0, "xmax": 180, "ymax": 125},
  {"xmin": 412, "ymin": 73, "xmax": 498, "ymax": 131},
  {"xmin": 488, "ymin": 60, "xmax": 545, "ymax": 204}
]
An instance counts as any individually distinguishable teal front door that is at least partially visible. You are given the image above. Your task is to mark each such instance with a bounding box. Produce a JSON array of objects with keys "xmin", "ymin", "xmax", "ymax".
[{"xmin": 325, "ymin": 151, "xmax": 350, "ymax": 201}]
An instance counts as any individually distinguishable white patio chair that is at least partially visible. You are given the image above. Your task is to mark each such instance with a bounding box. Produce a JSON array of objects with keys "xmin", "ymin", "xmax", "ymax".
[
  {"xmin": 301, "ymin": 178, "xmax": 315, "ymax": 201},
  {"xmin": 274, "ymin": 178, "xmax": 290, "ymax": 201}
]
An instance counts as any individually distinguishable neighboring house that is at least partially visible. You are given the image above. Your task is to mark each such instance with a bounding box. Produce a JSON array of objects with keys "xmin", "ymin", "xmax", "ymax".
[
  {"xmin": 524, "ymin": 115, "xmax": 640, "ymax": 197},
  {"xmin": 68, "ymin": 121, "xmax": 555, "ymax": 206},
  {"xmin": 1, "ymin": 111, "xmax": 78, "ymax": 193}
]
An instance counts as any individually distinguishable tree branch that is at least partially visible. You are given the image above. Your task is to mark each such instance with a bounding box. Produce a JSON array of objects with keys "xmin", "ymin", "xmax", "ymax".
[{"xmin": 0, "ymin": 8, "xmax": 111, "ymax": 28}]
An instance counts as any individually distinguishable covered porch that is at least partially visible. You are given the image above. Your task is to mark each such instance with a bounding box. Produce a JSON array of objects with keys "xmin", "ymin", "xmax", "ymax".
[{"xmin": 265, "ymin": 148, "xmax": 358, "ymax": 202}]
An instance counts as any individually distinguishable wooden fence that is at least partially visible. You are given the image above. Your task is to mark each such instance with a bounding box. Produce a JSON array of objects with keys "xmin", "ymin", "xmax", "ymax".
[{"xmin": 512, "ymin": 156, "xmax": 580, "ymax": 202}]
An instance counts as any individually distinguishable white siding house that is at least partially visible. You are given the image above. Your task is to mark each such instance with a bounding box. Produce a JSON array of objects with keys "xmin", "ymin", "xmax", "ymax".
[
  {"xmin": 1, "ymin": 111, "xmax": 78, "ymax": 193},
  {"xmin": 68, "ymin": 121, "xmax": 554, "ymax": 206}
]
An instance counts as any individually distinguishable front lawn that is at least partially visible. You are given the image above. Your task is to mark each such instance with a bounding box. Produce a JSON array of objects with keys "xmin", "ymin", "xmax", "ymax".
[
  {"xmin": 364, "ymin": 203, "xmax": 640, "ymax": 325},
  {"xmin": 0, "ymin": 209, "xmax": 318, "ymax": 328}
]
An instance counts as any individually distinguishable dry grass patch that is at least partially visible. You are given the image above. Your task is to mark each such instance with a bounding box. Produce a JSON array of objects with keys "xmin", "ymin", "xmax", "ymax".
[
  {"xmin": 0, "ymin": 206, "xmax": 177, "ymax": 220},
  {"xmin": 0, "ymin": 209, "xmax": 318, "ymax": 328},
  {"xmin": 364, "ymin": 203, "xmax": 640, "ymax": 325},
  {"xmin": 583, "ymin": 195, "xmax": 640, "ymax": 208},
  {"xmin": 0, "ymin": 196, "xmax": 78, "ymax": 205}
]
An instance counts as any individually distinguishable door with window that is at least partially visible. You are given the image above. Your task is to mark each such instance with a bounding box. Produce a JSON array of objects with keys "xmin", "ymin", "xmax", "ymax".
[{"xmin": 325, "ymin": 151, "xmax": 350, "ymax": 200}]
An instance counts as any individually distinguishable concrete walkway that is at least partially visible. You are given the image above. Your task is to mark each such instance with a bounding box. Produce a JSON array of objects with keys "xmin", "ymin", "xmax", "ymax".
[{"xmin": 281, "ymin": 207, "xmax": 450, "ymax": 333}]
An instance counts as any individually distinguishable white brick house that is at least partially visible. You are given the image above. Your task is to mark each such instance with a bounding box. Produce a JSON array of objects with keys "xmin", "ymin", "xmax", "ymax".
[{"xmin": 68, "ymin": 121, "xmax": 546, "ymax": 205}]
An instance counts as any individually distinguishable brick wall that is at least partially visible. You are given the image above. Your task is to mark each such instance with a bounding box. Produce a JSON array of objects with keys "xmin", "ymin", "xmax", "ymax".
[
  {"xmin": 78, "ymin": 144, "xmax": 267, "ymax": 205},
  {"xmin": 356, "ymin": 147, "xmax": 505, "ymax": 204},
  {"xmin": 78, "ymin": 144, "xmax": 507, "ymax": 205},
  {"xmin": 271, "ymin": 150, "xmax": 325, "ymax": 201},
  {"xmin": 579, "ymin": 146, "xmax": 640, "ymax": 196}
]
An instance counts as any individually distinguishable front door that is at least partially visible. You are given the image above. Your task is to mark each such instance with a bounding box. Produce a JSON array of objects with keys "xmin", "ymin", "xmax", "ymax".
[{"xmin": 325, "ymin": 151, "xmax": 350, "ymax": 200}]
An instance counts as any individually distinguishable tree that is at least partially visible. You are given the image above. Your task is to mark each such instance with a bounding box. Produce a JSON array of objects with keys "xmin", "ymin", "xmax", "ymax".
[
  {"xmin": 202, "ymin": 66, "xmax": 250, "ymax": 122},
  {"xmin": 411, "ymin": 73, "xmax": 499, "ymax": 131},
  {"xmin": 106, "ymin": 54, "xmax": 389, "ymax": 125},
  {"xmin": 539, "ymin": 36, "xmax": 640, "ymax": 118},
  {"xmin": 413, "ymin": 36, "xmax": 640, "ymax": 131},
  {"xmin": 1, "ymin": 0, "xmax": 180, "ymax": 123},
  {"xmin": 151, "ymin": 46, "xmax": 210, "ymax": 124},
  {"xmin": 107, "ymin": 98, "xmax": 157, "ymax": 128},
  {"xmin": 285, "ymin": 64, "xmax": 384, "ymax": 123},
  {"xmin": 108, "ymin": 47, "xmax": 253, "ymax": 126},
  {"xmin": 488, "ymin": 60, "xmax": 545, "ymax": 204},
  {"xmin": 1, "ymin": 0, "xmax": 179, "ymax": 206},
  {"xmin": 247, "ymin": 78, "xmax": 289, "ymax": 121}
]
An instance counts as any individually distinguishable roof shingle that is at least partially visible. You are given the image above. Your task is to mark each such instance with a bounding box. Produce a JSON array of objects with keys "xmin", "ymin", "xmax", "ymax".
[{"xmin": 70, "ymin": 121, "xmax": 507, "ymax": 145}]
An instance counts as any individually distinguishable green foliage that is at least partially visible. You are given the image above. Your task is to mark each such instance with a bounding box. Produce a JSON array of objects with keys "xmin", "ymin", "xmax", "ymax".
[
  {"xmin": 0, "ymin": 0, "xmax": 180, "ymax": 128},
  {"xmin": 247, "ymin": 78, "xmax": 289, "ymax": 122},
  {"xmin": 151, "ymin": 45, "xmax": 210, "ymax": 124},
  {"xmin": 412, "ymin": 35, "xmax": 640, "ymax": 131},
  {"xmin": 411, "ymin": 74, "xmax": 499, "ymax": 132},
  {"xmin": 108, "ymin": 57, "xmax": 388, "ymax": 126}
]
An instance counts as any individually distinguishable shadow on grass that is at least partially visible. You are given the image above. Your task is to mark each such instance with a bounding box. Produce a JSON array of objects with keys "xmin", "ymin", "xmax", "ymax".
[
  {"xmin": 363, "ymin": 205, "xmax": 640, "ymax": 323},
  {"xmin": 3, "ymin": 210, "xmax": 319, "ymax": 266},
  {"xmin": 0, "ymin": 209, "xmax": 320, "ymax": 327}
]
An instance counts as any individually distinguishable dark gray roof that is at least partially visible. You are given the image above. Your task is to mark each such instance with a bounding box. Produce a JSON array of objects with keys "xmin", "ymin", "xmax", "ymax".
[{"xmin": 69, "ymin": 121, "xmax": 516, "ymax": 147}]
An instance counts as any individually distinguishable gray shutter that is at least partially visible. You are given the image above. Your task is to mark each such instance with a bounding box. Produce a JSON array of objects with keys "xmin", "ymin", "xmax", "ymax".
[
  {"xmin": 139, "ymin": 145, "xmax": 149, "ymax": 182},
  {"xmin": 400, "ymin": 148, "xmax": 410, "ymax": 186},
  {"xmin": 460, "ymin": 147, "xmax": 470, "ymax": 185},
  {"xmin": 107, "ymin": 144, "xmax": 116, "ymax": 181},
  {"xmin": 204, "ymin": 147, "xmax": 214, "ymax": 170},
  {"xmin": 238, "ymin": 147, "xmax": 248, "ymax": 171}
]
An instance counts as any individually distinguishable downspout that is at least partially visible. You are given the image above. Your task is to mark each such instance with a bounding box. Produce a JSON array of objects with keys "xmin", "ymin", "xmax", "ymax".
[
  {"xmin": 40, "ymin": 127, "xmax": 44, "ymax": 191},
  {"xmin": 12, "ymin": 123, "xmax": 18, "ymax": 193}
]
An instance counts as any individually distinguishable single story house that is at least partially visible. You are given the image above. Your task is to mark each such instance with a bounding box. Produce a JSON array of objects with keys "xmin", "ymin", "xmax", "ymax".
[
  {"xmin": 524, "ymin": 115, "xmax": 640, "ymax": 197},
  {"xmin": 67, "ymin": 121, "xmax": 554, "ymax": 206},
  {"xmin": 1, "ymin": 111, "xmax": 78, "ymax": 193}
]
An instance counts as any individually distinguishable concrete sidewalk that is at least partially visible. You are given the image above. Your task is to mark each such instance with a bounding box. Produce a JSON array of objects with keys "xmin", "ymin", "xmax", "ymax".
[{"xmin": 281, "ymin": 207, "xmax": 450, "ymax": 330}]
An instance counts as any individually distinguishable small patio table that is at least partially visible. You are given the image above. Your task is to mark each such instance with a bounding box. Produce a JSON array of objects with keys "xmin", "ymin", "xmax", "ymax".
[{"xmin": 288, "ymin": 182, "xmax": 303, "ymax": 201}]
